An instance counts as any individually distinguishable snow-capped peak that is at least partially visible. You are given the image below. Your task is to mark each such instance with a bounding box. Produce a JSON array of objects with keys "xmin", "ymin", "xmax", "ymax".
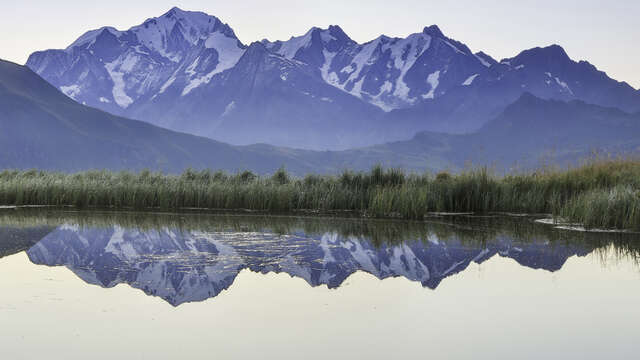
[
  {"xmin": 130, "ymin": 7, "xmax": 237, "ymax": 59},
  {"xmin": 65, "ymin": 7, "xmax": 238, "ymax": 60},
  {"xmin": 67, "ymin": 27, "xmax": 123, "ymax": 50},
  {"xmin": 266, "ymin": 25, "xmax": 355, "ymax": 60}
]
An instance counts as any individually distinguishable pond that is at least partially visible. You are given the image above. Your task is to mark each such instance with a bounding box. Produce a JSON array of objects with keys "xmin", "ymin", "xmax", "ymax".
[{"xmin": 1, "ymin": 208, "xmax": 639, "ymax": 359}]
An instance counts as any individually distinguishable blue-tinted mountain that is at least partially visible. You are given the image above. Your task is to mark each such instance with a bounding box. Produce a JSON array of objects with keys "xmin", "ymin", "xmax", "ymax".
[
  {"xmin": 27, "ymin": 7, "xmax": 640, "ymax": 149},
  {"xmin": 26, "ymin": 8, "xmax": 382, "ymax": 150},
  {"xmin": 0, "ymin": 59, "xmax": 332, "ymax": 174},
  {"xmin": 1, "ymin": 59, "xmax": 637, "ymax": 174},
  {"xmin": 264, "ymin": 25, "xmax": 491, "ymax": 112},
  {"xmin": 387, "ymin": 45, "xmax": 640, "ymax": 133},
  {"xmin": 333, "ymin": 93, "xmax": 640, "ymax": 172},
  {"xmin": 132, "ymin": 41, "xmax": 385, "ymax": 149}
]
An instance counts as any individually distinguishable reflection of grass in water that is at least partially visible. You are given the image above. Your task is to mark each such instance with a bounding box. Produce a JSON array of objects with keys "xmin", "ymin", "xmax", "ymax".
[
  {"xmin": 1, "ymin": 207, "xmax": 639, "ymax": 265},
  {"xmin": 0, "ymin": 159, "xmax": 639, "ymax": 229}
]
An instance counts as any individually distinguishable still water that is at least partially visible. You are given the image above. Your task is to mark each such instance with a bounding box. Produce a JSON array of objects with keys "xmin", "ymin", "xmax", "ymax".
[{"xmin": 0, "ymin": 209, "xmax": 639, "ymax": 359}]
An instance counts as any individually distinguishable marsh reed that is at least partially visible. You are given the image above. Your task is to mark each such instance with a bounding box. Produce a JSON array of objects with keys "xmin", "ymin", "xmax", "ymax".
[{"xmin": 0, "ymin": 159, "xmax": 638, "ymax": 230}]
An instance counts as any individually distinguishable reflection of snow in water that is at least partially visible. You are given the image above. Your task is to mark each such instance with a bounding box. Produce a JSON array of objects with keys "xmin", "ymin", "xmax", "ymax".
[
  {"xmin": 24, "ymin": 220, "xmax": 595, "ymax": 306},
  {"xmin": 535, "ymin": 218, "xmax": 633, "ymax": 233}
]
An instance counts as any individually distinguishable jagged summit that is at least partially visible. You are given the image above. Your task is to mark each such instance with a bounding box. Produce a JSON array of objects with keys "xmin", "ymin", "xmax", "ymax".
[
  {"xmin": 264, "ymin": 25, "xmax": 356, "ymax": 60},
  {"xmin": 65, "ymin": 7, "xmax": 238, "ymax": 54},
  {"xmin": 423, "ymin": 24, "xmax": 445, "ymax": 38},
  {"xmin": 67, "ymin": 27, "xmax": 122, "ymax": 50},
  {"xmin": 505, "ymin": 44, "xmax": 572, "ymax": 66},
  {"xmin": 241, "ymin": 41, "xmax": 270, "ymax": 57}
]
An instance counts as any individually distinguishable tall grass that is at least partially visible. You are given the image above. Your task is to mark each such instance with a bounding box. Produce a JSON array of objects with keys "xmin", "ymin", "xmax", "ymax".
[
  {"xmin": 559, "ymin": 186, "xmax": 640, "ymax": 231},
  {"xmin": 0, "ymin": 160, "xmax": 639, "ymax": 229}
]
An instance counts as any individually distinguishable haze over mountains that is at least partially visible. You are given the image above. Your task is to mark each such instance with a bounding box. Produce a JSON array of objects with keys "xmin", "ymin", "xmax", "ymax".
[
  {"xmin": 1, "ymin": 6, "xmax": 638, "ymax": 174},
  {"xmin": 0, "ymin": 59, "xmax": 328, "ymax": 174},
  {"xmin": 26, "ymin": 7, "xmax": 640, "ymax": 150},
  {"xmin": 2, "ymin": 55, "xmax": 638, "ymax": 174}
]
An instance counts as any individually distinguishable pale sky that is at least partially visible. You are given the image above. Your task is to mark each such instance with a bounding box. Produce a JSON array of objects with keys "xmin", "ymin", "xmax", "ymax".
[{"xmin": 2, "ymin": 0, "xmax": 638, "ymax": 88}]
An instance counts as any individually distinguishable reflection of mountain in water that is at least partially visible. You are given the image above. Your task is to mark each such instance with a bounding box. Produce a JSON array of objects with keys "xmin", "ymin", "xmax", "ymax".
[
  {"xmin": 0, "ymin": 226, "xmax": 54, "ymax": 258},
  {"xmin": 25, "ymin": 224, "xmax": 590, "ymax": 306}
]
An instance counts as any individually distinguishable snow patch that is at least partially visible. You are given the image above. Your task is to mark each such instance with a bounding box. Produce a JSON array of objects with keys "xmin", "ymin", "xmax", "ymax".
[
  {"xmin": 554, "ymin": 77, "xmax": 574, "ymax": 95},
  {"xmin": 182, "ymin": 33, "xmax": 244, "ymax": 96},
  {"xmin": 99, "ymin": 96, "xmax": 111, "ymax": 103},
  {"xmin": 184, "ymin": 57, "xmax": 200, "ymax": 77},
  {"xmin": 105, "ymin": 60, "xmax": 134, "ymax": 108},
  {"xmin": 422, "ymin": 70, "xmax": 440, "ymax": 99},
  {"xmin": 462, "ymin": 74, "xmax": 479, "ymax": 86},
  {"xmin": 340, "ymin": 64, "xmax": 355, "ymax": 74},
  {"xmin": 475, "ymin": 54, "xmax": 491, "ymax": 67},
  {"xmin": 390, "ymin": 34, "xmax": 432, "ymax": 102},
  {"xmin": 158, "ymin": 76, "xmax": 176, "ymax": 94},
  {"xmin": 349, "ymin": 77, "xmax": 365, "ymax": 98},
  {"xmin": 119, "ymin": 53, "xmax": 139, "ymax": 72},
  {"xmin": 368, "ymin": 81, "xmax": 395, "ymax": 111},
  {"xmin": 222, "ymin": 101, "xmax": 236, "ymax": 116},
  {"xmin": 319, "ymin": 50, "xmax": 337, "ymax": 84},
  {"xmin": 343, "ymin": 38, "xmax": 382, "ymax": 87},
  {"xmin": 61, "ymin": 85, "xmax": 81, "ymax": 100}
]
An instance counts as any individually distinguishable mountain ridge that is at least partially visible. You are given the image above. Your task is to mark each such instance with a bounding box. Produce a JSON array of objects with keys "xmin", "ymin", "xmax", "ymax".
[
  {"xmin": 26, "ymin": 7, "xmax": 640, "ymax": 149},
  {"xmin": 2, "ymin": 58, "xmax": 639, "ymax": 175},
  {"xmin": 0, "ymin": 58, "xmax": 334, "ymax": 174}
]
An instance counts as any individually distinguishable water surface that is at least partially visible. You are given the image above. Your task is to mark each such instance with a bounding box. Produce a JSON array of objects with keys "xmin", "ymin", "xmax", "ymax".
[{"xmin": 1, "ymin": 209, "xmax": 639, "ymax": 359}]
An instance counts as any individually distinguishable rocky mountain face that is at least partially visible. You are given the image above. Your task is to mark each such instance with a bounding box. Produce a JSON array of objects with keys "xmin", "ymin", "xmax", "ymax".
[
  {"xmin": 391, "ymin": 44, "xmax": 640, "ymax": 133},
  {"xmin": 27, "ymin": 8, "xmax": 245, "ymax": 115},
  {"xmin": 27, "ymin": 7, "xmax": 640, "ymax": 149},
  {"xmin": 264, "ymin": 25, "xmax": 491, "ymax": 112},
  {"xmin": 26, "ymin": 224, "xmax": 589, "ymax": 306}
]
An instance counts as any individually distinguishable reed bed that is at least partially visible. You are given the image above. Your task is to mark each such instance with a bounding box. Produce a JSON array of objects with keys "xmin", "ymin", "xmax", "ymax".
[{"xmin": 0, "ymin": 159, "xmax": 639, "ymax": 230}]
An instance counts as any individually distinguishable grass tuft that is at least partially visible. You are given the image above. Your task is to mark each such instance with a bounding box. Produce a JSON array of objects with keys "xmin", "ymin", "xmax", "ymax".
[{"xmin": 0, "ymin": 158, "xmax": 639, "ymax": 229}]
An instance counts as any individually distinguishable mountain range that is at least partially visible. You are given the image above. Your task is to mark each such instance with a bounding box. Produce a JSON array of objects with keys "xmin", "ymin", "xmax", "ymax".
[
  {"xmin": 1, "ymin": 7, "xmax": 639, "ymax": 174},
  {"xmin": 26, "ymin": 7, "xmax": 640, "ymax": 150},
  {"xmin": 3, "ymin": 56, "xmax": 640, "ymax": 174}
]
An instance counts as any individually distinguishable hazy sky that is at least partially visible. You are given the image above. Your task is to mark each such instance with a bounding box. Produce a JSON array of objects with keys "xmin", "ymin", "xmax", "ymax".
[{"xmin": 2, "ymin": 0, "xmax": 638, "ymax": 88}]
